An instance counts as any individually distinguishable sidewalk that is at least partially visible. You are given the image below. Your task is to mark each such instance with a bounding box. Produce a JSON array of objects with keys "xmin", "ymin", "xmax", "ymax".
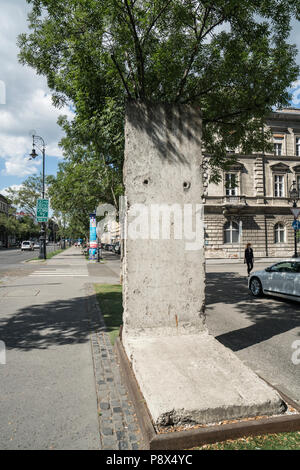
[
  {"xmin": 206, "ymin": 256, "xmax": 288, "ymax": 265},
  {"xmin": 0, "ymin": 247, "xmax": 141, "ymax": 450}
]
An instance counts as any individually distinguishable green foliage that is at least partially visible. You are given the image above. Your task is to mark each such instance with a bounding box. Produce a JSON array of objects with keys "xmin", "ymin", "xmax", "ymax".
[
  {"xmin": 195, "ymin": 431, "xmax": 300, "ymax": 450},
  {"xmin": 47, "ymin": 149, "xmax": 123, "ymax": 237},
  {"xmin": 6, "ymin": 174, "xmax": 45, "ymax": 217},
  {"xmin": 5, "ymin": 175, "xmax": 59, "ymax": 241},
  {"xmin": 17, "ymin": 215, "xmax": 40, "ymax": 240},
  {"xmin": 19, "ymin": 0, "xmax": 300, "ymax": 182}
]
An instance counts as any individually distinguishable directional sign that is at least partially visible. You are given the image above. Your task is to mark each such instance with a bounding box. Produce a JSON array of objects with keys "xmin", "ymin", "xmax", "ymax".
[
  {"xmin": 290, "ymin": 207, "xmax": 300, "ymax": 218},
  {"xmin": 36, "ymin": 198, "xmax": 49, "ymax": 222},
  {"xmin": 292, "ymin": 219, "xmax": 300, "ymax": 230}
]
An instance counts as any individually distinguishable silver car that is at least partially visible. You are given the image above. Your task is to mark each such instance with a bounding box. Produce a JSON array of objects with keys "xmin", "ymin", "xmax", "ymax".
[
  {"xmin": 249, "ymin": 260, "xmax": 300, "ymax": 301},
  {"xmin": 21, "ymin": 240, "xmax": 34, "ymax": 251}
]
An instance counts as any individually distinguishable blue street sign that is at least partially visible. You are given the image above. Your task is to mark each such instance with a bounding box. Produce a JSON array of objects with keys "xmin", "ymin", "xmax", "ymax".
[{"xmin": 292, "ymin": 220, "xmax": 300, "ymax": 230}]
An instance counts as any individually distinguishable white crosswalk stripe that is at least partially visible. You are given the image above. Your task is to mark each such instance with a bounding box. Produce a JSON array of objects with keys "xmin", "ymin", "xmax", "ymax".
[{"xmin": 29, "ymin": 270, "xmax": 88, "ymax": 277}]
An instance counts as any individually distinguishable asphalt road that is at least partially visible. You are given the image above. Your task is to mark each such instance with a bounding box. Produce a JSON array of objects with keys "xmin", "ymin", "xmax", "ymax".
[
  {"xmin": 0, "ymin": 244, "xmax": 59, "ymax": 278},
  {"xmin": 205, "ymin": 261, "xmax": 300, "ymax": 405}
]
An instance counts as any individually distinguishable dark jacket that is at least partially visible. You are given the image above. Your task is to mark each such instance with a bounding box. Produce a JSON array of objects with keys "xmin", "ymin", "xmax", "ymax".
[{"xmin": 244, "ymin": 247, "xmax": 254, "ymax": 262}]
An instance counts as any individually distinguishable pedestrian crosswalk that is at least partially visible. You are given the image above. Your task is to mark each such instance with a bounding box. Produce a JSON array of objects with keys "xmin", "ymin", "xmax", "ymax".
[{"xmin": 29, "ymin": 269, "xmax": 88, "ymax": 277}]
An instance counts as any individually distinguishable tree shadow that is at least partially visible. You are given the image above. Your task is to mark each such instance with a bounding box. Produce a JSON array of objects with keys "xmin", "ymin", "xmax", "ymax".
[
  {"xmin": 206, "ymin": 272, "xmax": 300, "ymax": 351},
  {"xmin": 126, "ymin": 100, "xmax": 202, "ymax": 166},
  {"xmin": 0, "ymin": 294, "xmax": 96, "ymax": 351}
]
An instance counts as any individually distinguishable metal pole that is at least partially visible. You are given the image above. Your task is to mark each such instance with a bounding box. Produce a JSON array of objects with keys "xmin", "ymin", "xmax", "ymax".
[
  {"xmin": 292, "ymin": 200, "xmax": 298, "ymax": 258},
  {"xmin": 63, "ymin": 215, "xmax": 66, "ymax": 250},
  {"xmin": 39, "ymin": 145, "xmax": 46, "ymax": 260}
]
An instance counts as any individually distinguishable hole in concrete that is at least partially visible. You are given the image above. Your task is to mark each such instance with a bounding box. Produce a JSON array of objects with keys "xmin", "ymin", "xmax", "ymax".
[
  {"xmin": 143, "ymin": 179, "xmax": 149, "ymax": 185},
  {"xmin": 183, "ymin": 181, "xmax": 190, "ymax": 190}
]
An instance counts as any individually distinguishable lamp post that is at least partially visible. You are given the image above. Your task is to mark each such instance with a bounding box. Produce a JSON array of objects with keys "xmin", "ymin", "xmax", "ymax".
[
  {"xmin": 29, "ymin": 134, "xmax": 47, "ymax": 260},
  {"xmin": 289, "ymin": 180, "xmax": 299, "ymax": 258}
]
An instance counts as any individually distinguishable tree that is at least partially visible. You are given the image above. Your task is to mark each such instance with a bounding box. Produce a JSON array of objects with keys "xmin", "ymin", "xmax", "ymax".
[
  {"xmin": 18, "ymin": 1, "xmax": 300, "ymax": 181},
  {"xmin": 0, "ymin": 210, "xmax": 18, "ymax": 247},
  {"xmin": 6, "ymin": 174, "xmax": 54, "ymax": 240},
  {"xmin": 17, "ymin": 215, "xmax": 40, "ymax": 241},
  {"xmin": 6, "ymin": 174, "xmax": 45, "ymax": 217},
  {"xmin": 47, "ymin": 151, "xmax": 123, "ymax": 237}
]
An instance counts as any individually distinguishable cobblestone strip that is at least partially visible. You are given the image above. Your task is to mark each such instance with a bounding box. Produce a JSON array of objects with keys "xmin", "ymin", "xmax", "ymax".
[{"xmin": 87, "ymin": 284, "xmax": 143, "ymax": 450}]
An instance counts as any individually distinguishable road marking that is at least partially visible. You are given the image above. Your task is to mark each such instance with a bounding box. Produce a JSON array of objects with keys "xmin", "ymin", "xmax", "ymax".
[
  {"xmin": 29, "ymin": 275, "xmax": 88, "ymax": 277},
  {"xmin": 29, "ymin": 270, "xmax": 88, "ymax": 277}
]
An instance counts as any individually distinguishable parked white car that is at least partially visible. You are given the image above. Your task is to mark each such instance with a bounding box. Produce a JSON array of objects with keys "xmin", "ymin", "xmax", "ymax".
[
  {"xmin": 249, "ymin": 260, "xmax": 300, "ymax": 301},
  {"xmin": 21, "ymin": 240, "xmax": 34, "ymax": 251}
]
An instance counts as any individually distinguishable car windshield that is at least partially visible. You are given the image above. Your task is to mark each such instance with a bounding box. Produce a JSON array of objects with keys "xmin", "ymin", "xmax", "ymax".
[
  {"xmin": 270, "ymin": 261, "xmax": 300, "ymax": 273},
  {"xmin": 23, "ymin": 242, "xmax": 30, "ymax": 245}
]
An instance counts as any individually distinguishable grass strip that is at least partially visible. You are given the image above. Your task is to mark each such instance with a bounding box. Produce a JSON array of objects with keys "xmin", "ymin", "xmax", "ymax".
[
  {"xmin": 194, "ymin": 431, "xmax": 300, "ymax": 450},
  {"xmin": 94, "ymin": 284, "xmax": 122, "ymax": 345},
  {"xmin": 29, "ymin": 248, "xmax": 65, "ymax": 261}
]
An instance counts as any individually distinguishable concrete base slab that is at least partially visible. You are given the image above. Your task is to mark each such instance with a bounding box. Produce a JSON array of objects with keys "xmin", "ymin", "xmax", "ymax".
[{"xmin": 124, "ymin": 332, "xmax": 285, "ymax": 426}]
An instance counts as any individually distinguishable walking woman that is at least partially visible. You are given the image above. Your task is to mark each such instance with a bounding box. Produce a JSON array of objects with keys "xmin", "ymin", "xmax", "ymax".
[{"xmin": 244, "ymin": 243, "xmax": 254, "ymax": 276}]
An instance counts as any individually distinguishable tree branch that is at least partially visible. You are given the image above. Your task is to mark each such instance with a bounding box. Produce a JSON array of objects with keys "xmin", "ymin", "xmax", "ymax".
[
  {"xmin": 123, "ymin": 0, "xmax": 145, "ymax": 98},
  {"xmin": 203, "ymin": 108, "xmax": 253, "ymax": 124},
  {"xmin": 141, "ymin": 0, "xmax": 174, "ymax": 46},
  {"xmin": 110, "ymin": 53, "xmax": 133, "ymax": 98},
  {"xmin": 175, "ymin": 9, "xmax": 227, "ymax": 101}
]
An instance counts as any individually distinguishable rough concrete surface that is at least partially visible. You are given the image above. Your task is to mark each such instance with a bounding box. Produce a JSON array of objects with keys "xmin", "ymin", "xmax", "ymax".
[
  {"xmin": 126, "ymin": 332, "xmax": 285, "ymax": 427},
  {"xmin": 123, "ymin": 101, "xmax": 206, "ymax": 338}
]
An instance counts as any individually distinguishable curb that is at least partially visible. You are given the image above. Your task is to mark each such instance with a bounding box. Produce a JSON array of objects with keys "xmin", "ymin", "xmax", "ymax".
[{"xmin": 115, "ymin": 337, "xmax": 300, "ymax": 450}]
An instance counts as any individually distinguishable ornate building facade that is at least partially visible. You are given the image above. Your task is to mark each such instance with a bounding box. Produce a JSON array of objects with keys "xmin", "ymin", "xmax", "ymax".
[
  {"xmin": 0, "ymin": 194, "xmax": 9, "ymax": 247},
  {"xmin": 204, "ymin": 108, "xmax": 300, "ymax": 259}
]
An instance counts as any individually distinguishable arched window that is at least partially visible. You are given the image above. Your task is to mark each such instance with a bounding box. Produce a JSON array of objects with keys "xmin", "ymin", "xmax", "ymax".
[
  {"xmin": 274, "ymin": 223, "xmax": 285, "ymax": 243},
  {"xmin": 224, "ymin": 221, "xmax": 239, "ymax": 244}
]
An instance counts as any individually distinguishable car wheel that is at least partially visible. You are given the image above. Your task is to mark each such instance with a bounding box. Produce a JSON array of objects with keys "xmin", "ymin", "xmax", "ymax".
[{"xmin": 250, "ymin": 277, "xmax": 263, "ymax": 297}]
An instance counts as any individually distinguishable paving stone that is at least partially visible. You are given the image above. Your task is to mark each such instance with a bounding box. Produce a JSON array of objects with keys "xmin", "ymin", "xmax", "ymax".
[
  {"xmin": 113, "ymin": 407, "xmax": 122, "ymax": 413},
  {"xmin": 127, "ymin": 423, "xmax": 138, "ymax": 432},
  {"xmin": 118, "ymin": 440, "xmax": 129, "ymax": 450},
  {"xmin": 110, "ymin": 397, "xmax": 119, "ymax": 404},
  {"xmin": 102, "ymin": 427, "xmax": 114, "ymax": 436},
  {"xmin": 100, "ymin": 402, "xmax": 110, "ymax": 410},
  {"xmin": 116, "ymin": 430, "xmax": 125, "ymax": 440},
  {"xmin": 102, "ymin": 436, "xmax": 118, "ymax": 449},
  {"xmin": 90, "ymin": 289, "xmax": 142, "ymax": 451},
  {"xmin": 99, "ymin": 410, "xmax": 112, "ymax": 419}
]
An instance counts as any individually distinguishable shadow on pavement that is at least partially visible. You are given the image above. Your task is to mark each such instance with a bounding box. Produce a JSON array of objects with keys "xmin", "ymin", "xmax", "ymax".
[
  {"xmin": 0, "ymin": 295, "xmax": 95, "ymax": 351},
  {"xmin": 206, "ymin": 272, "xmax": 300, "ymax": 351}
]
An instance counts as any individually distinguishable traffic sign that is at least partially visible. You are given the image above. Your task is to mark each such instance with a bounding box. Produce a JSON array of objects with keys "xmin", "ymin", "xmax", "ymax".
[
  {"xmin": 292, "ymin": 219, "xmax": 300, "ymax": 230},
  {"xmin": 36, "ymin": 198, "xmax": 49, "ymax": 222},
  {"xmin": 290, "ymin": 207, "xmax": 300, "ymax": 218}
]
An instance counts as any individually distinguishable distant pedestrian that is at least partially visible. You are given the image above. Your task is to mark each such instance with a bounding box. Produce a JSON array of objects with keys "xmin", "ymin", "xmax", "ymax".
[{"xmin": 244, "ymin": 243, "xmax": 254, "ymax": 276}]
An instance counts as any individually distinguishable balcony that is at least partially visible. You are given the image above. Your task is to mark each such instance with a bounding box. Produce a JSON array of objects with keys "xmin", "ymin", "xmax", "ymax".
[{"xmin": 222, "ymin": 195, "xmax": 247, "ymax": 206}]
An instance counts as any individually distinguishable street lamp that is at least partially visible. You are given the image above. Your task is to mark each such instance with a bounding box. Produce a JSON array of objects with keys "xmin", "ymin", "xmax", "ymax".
[
  {"xmin": 29, "ymin": 134, "xmax": 47, "ymax": 260},
  {"xmin": 289, "ymin": 180, "xmax": 299, "ymax": 258}
]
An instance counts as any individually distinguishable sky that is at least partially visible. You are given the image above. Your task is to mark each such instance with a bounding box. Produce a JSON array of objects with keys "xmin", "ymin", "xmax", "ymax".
[
  {"xmin": 0, "ymin": 0, "xmax": 74, "ymax": 195},
  {"xmin": 0, "ymin": 1, "xmax": 300, "ymax": 196}
]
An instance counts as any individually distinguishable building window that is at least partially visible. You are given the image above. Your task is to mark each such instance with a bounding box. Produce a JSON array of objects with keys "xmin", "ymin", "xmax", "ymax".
[
  {"xmin": 296, "ymin": 137, "xmax": 300, "ymax": 157},
  {"xmin": 273, "ymin": 135, "xmax": 284, "ymax": 156},
  {"xmin": 224, "ymin": 221, "xmax": 239, "ymax": 244},
  {"xmin": 274, "ymin": 142, "xmax": 282, "ymax": 156},
  {"xmin": 225, "ymin": 173, "xmax": 237, "ymax": 196},
  {"xmin": 274, "ymin": 223, "xmax": 285, "ymax": 243},
  {"xmin": 274, "ymin": 175, "xmax": 284, "ymax": 197}
]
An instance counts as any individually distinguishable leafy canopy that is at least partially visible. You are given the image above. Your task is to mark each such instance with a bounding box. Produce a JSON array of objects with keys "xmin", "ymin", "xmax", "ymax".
[{"xmin": 19, "ymin": 0, "xmax": 300, "ymax": 183}]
